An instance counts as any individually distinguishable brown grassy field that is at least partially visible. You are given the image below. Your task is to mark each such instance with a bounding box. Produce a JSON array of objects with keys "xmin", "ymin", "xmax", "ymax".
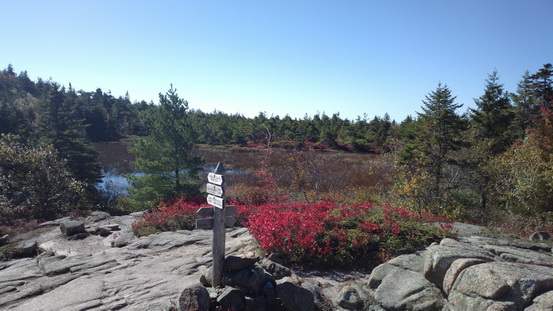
[
  {"xmin": 92, "ymin": 141, "xmax": 396, "ymax": 204},
  {"xmin": 195, "ymin": 145, "xmax": 396, "ymax": 204}
]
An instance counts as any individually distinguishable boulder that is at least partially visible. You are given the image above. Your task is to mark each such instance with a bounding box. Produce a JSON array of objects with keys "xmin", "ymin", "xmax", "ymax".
[
  {"xmin": 39, "ymin": 217, "xmax": 71, "ymax": 227},
  {"xmin": 258, "ymin": 257, "xmax": 292, "ymax": 279},
  {"xmin": 0, "ymin": 234, "xmax": 9, "ymax": 246},
  {"xmin": 90, "ymin": 224, "xmax": 120, "ymax": 237},
  {"xmin": 276, "ymin": 278, "xmax": 315, "ymax": 311},
  {"xmin": 447, "ymin": 290, "xmax": 517, "ymax": 311},
  {"xmin": 450, "ymin": 222, "xmax": 488, "ymax": 236},
  {"xmin": 449, "ymin": 262, "xmax": 553, "ymax": 310},
  {"xmin": 217, "ymin": 286, "xmax": 245, "ymax": 310},
  {"xmin": 222, "ymin": 265, "xmax": 274, "ymax": 295},
  {"xmin": 387, "ymin": 253, "xmax": 424, "ymax": 272},
  {"xmin": 111, "ymin": 232, "xmax": 136, "ymax": 248},
  {"xmin": 338, "ymin": 285, "xmax": 367, "ymax": 310},
  {"xmin": 529, "ymin": 231, "xmax": 551, "ymax": 241},
  {"xmin": 199, "ymin": 267, "xmax": 213, "ymax": 287},
  {"xmin": 481, "ymin": 244, "xmax": 553, "ymax": 266},
  {"xmin": 59, "ymin": 220, "xmax": 86, "ymax": 237},
  {"xmin": 459, "ymin": 235, "xmax": 552, "ymax": 252},
  {"xmin": 525, "ymin": 290, "xmax": 553, "ymax": 311},
  {"xmin": 86, "ymin": 211, "xmax": 111, "ymax": 222},
  {"xmin": 423, "ymin": 238, "xmax": 495, "ymax": 289},
  {"xmin": 369, "ymin": 258, "xmax": 444, "ymax": 311},
  {"xmin": 244, "ymin": 295, "xmax": 266, "ymax": 311},
  {"xmin": 224, "ymin": 254, "xmax": 260, "ymax": 271},
  {"xmin": 300, "ymin": 279, "xmax": 332, "ymax": 311},
  {"xmin": 442, "ymin": 258, "xmax": 486, "ymax": 295},
  {"xmin": 178, "ymin": 285, "xmax": 210, "ymax": 311},
  {"xmin": 12, "ymin": 240, "xmax": 38, "ymax": 258},
  {"xmin": 261, "ymin": 280, "xmax": 278, "ymax": 298}
]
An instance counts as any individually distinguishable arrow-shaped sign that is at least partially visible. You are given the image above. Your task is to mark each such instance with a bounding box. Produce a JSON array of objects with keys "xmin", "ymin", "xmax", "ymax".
[
  {"xmin": 196, "ymin": 217, "xmax": 237, "ymax": 229},
  {"xmin": 207, "ymin": 183, "xmax": 224, "ymax": 197},
  {"xmin": 208, "ymin": 173, "xmax": 224, "ymax": 185},
  {"xmin": 197, "ymin": 205, "xmax": 237, "ymax": 218},
  {"xmin": 207, "ymin": 194, "xmax": 224, "ymax": 209}
]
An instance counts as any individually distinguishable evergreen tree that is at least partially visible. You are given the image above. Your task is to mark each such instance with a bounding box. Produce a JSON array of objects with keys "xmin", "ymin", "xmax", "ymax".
[
  {"xmin": 469, "ymin": 71, "xmax": 515, "ymax": 211},
  {"xmin": 471, "ymin": 70, "xmax": 515, "ymax": 155},
  {"xmin": 512, "ymin": 64, "xmax": 553, "ymax": 136},
  {"xmin": 126, "ymin": 86, "xmax": 203, "ymax": 209},
  {"xmin": 511, "ymin": 71, "xmax": 536, "ymax": 136},
  {"xmin": 409, "ymin": 83, "xmax": 467, "ymax": 212},
  {"xmin": 530, "ymin": 63, "xmax": 553, "ymax": 108},
  {"xmin": 35, "ymin": 82, "xmax": 102, "ymax": 184}
]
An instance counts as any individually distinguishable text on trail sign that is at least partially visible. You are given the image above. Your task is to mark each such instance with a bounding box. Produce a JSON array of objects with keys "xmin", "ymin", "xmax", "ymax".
[
  {"xmin": 207, "ymin": 173, "xmax": 223, "ymax": 185},
  {"xmin": 206, "ymin": 183, "xmax": 224, "ymax": 197},
  {"xmin": 207, "ymin": 195, "xmax": 224, "ymax": 209}
]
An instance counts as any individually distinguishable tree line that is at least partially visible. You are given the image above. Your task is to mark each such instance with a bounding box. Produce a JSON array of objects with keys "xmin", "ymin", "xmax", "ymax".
[
  {"xmin": 0, "ymin": 63, "xmax": 552, "ymax": 221},
  {"xmin": 0, "ymin": 64, "xmax": 397, "ymax": 152}
]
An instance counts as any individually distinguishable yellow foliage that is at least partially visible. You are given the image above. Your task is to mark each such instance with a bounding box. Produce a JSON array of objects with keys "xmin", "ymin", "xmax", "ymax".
[{"xmin": 487, "ymin": 136, "xmax": 553, "ymax": 214}]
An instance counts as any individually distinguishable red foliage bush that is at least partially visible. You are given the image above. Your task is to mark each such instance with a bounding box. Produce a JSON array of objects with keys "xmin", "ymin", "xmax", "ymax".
[
  {"xmin": 244, "ymin": 201, "xmax": 452, "ymax": 268},
  {"xmin": 132, "ymin": 195, "xmax": 205, "ymax": 236},
  {"xmin": 131, "ymin": 195, "xmax": 452, "ymax": 269}
]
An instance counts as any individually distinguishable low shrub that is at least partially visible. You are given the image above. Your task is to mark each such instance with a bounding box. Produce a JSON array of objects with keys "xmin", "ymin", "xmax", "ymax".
[
  {"xmin": 487, "ymin": 211, "xmax": 553, "ymax": 238},
  {"xmin": 131, "ymin": 195, "xmax": 453, "ymax": 269},
  {"xmin": 131, "ymin": 195, "xmax": 205, "ymax": 236},
  {"xmin": 245, "ymin": 201, "xmax": 453, "ymax": 268}
]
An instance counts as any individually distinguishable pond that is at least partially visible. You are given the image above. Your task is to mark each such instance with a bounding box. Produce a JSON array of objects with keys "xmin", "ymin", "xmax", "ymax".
[
  {"xmin": 93, "ymin": 141, "xmax": 394, "ymax": 201},
  {"xmin": 92, "ymin": 142, "xmax": 265, "ymax": 196}
]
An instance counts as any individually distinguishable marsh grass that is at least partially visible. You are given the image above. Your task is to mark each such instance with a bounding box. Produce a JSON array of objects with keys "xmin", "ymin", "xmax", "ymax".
[{"xmin": 195, "ymin": 145, "xmax": 397, "ymax": 205}]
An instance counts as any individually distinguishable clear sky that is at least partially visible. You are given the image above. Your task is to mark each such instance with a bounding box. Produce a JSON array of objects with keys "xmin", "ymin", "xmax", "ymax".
[{"xmin": 2, "ymin": 0, "xmax": 552, "ymax": 122}]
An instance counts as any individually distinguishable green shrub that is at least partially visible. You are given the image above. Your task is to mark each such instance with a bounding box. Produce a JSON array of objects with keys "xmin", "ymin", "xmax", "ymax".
[{"xmin": 0, "ymin": 134, "xmax": 94, "ymax": 221}]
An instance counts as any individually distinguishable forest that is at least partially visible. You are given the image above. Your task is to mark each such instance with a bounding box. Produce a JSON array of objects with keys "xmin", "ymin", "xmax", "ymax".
[{"xmin": 0, "ymin": 63, "xmax": 552, "ymax": 225}]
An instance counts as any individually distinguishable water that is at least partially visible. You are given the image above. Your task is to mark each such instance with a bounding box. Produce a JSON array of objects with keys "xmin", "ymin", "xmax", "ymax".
[{"xmin": 96, "ymin": 170, "xmax": 133, "ymax": 196}]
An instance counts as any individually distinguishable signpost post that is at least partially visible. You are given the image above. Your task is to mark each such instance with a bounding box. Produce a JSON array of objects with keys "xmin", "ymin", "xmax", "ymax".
[{"xmin": 195, "ymin": 162, "xmax": 237, "ymax": 287}]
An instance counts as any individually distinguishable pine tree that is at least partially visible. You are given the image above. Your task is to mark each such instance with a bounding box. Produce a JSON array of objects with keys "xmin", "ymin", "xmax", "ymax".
[{"xmin": 126, "ymin": 86, "xmax": 203, "ymax": 209}]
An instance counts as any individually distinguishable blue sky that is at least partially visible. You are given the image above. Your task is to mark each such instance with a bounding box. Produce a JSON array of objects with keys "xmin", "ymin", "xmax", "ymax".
[{"xmin": 2, "ymin": 0, "xmax": 552, "ymax": 122}]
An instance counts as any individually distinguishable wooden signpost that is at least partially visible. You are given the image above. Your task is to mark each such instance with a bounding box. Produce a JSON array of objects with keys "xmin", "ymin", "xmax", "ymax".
[{"xmin": 195, "ymin": 162, "xmax": 237, "ymax": 287}]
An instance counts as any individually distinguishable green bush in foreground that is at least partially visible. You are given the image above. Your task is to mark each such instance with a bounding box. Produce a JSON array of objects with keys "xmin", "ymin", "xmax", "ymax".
[{"xmin": 0, "ymin": 134, "xmax": 94, "ymax": 221}]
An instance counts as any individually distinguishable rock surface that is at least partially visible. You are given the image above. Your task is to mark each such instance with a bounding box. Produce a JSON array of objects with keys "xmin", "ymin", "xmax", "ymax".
[
  {"xmin": 367, "ymin": 235, "xmax": 553, "ymax": 311},
  {"xmin": 1, "ymin": 215, "xmax": 552, "ymax": 310},
  {"xmin": 0, "ymin": 213, "xmax": 253, "ymax": 310}
]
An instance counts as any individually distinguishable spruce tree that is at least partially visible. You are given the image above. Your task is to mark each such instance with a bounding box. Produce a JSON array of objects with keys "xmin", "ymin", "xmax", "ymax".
[
  {"xmin": 471, "ymin": 70, "xmax": 515, "ymax": 155},
  {"xmin": 469, "ymin": 71, "xmax": 515, "ymax": 211},
  {"xmin": 511, "ymin": 71, "xmax": 536, "ymax": 136},
  {"xmin": 530, "ymin": 63, "xmax": 553, "ymax": 108},
  {"xmin": 35, "ymin": 82, "xmax": 102, "ymax": 184},
  {"xmin": 126, "ymin": 86, "xmax": 203, "ymax": 209},
  {"xmin": 414, "ymin": 83, "xmax": 467, "ymax": 211}
]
